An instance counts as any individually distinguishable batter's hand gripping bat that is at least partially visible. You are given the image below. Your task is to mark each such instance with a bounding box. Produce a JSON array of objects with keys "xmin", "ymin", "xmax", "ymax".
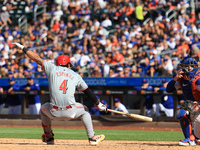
[{"xmin": 107, "ymin": 109, "xmax": 153, "ymax": 122}]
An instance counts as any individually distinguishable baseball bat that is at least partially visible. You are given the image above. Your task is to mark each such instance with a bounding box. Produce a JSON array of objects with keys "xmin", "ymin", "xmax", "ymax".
[{"xmin": 107, "ymin": 109, "xmax": 153, "ymax": 122}]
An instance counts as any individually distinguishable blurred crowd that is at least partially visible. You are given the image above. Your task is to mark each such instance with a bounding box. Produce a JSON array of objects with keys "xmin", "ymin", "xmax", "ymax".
[{"xmin": 0, "ymin": 0, "xmax": 200, "ymax": 78}]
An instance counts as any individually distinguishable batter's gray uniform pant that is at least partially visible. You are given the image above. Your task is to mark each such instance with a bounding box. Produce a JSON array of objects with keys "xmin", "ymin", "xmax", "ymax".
[
  {"xmin": 41, "ymin": 102, "xmax": 95, "ymax": 138},
  {"xmin": 190, "ymin": 113, "xmax": 200, "ymax": 139}
]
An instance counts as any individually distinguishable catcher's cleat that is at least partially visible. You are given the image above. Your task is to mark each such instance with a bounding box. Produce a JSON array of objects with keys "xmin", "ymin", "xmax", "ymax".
[
  {"xmin": 42, "ymin": 133, "xmax": 54, "ymax": 145},
  {"xmin": 179, "ymin": 139, "xmax": 196, "ymax": 146},
  {"xmin": 89, "ymin": 134, "xmax": 105, "ymax": 146}
]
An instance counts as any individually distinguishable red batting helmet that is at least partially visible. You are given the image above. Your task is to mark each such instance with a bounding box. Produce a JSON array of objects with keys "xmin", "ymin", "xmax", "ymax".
[{"xmin": 56, "ymin": 55, "xmax": 71, "ymax": 66}]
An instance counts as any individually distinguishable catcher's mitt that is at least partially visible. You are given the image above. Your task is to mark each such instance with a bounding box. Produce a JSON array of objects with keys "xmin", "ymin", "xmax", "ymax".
[{"xmin": 180, "ymin": 100, "xmax": 200, "ymax": 115}]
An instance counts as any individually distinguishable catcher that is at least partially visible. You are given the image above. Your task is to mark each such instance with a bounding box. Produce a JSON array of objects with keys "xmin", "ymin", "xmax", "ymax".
[{"xmin": 166, "ymin": 56, "xmax": 200, "ymax": 146}]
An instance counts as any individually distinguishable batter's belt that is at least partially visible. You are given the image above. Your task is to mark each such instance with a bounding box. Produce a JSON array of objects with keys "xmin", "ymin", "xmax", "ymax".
[{"xmin": 51, "ymin": 104, "xmax": 72, "ymax": 110}]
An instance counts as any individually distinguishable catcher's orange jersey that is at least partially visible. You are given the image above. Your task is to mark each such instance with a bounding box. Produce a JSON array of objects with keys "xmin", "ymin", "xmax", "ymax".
[{"xmin": 191, "ymin": 72, "xmax": 200, "ymax": 102}]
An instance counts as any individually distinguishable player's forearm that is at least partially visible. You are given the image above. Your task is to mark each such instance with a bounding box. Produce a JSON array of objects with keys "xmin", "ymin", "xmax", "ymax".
[
  {"xmin": 23, "ymin": 48, "xmax": 43, "ymax": 66},
  {"xmin": 13, "ymin": 43, "xmax": 44, "ymax": 66},
  {"xmin": 83, "ymin": 88, "xmax": 99, "ymax": 105}
]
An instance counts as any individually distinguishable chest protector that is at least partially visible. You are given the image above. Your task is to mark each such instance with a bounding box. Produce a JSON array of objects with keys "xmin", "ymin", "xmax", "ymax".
[
  {"xmin": 191, "ymin": 72, "xmax": 200, "ymax": 102},
  {"xmin": 178, "ymin": 72, "xmax": 200, "ymax": 101}
]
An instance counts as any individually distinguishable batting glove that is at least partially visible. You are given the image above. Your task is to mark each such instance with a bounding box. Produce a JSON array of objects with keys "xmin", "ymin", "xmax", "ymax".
[
  {"xmin": 12, "ymin": 42, "xmax": 25, "ymax": 50},
  {"xmin": 97, "ymin": 102, "xmax": 107, "ymax": 112}
]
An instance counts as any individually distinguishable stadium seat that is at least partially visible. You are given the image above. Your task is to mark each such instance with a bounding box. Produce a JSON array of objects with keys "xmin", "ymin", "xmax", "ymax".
[{"xmin": 15, "ymin": 10, "xmax": 23, "ymax": 19}]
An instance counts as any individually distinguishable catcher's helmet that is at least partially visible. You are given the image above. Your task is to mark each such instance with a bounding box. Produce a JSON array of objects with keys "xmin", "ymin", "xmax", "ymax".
[
  {"xmin": 180, "ymin": 57, "xmax": 199, "ymax": 80},
  {"xmin": 56, "ymin": 55, "xmax": 71, "ymax": 66},
  {"xmin": 181, "ymin": 57, "xmax": 198, "ymax": 67}
]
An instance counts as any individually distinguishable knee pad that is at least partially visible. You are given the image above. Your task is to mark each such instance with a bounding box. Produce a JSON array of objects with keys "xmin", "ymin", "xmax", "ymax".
[
  {"xmin": 176, "ymin": 108, "xmax": 192, "ymax": 139},
  {"xmin": 176, "ymin": 108, "xmax": 188, "ymax": 120}
]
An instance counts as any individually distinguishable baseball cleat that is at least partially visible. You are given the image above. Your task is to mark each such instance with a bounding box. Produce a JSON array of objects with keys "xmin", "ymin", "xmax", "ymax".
[
  {"xmin": 190, "ymin": 140, "xmax": 196, "ymax": 146},
  {"xmin": 179, "ymin": 139, "xmax": 196, "ymax": 146},
  {"xmin": 196, "ymin": 138, "xmax": 200, "ymax": 144},
  {"xmin": 42, "ymin": 133, "xmax": 54, "ymax": 145},
  {"xmin": 89, "ymin": 134, "xmax": 105, "ymax": 146}
]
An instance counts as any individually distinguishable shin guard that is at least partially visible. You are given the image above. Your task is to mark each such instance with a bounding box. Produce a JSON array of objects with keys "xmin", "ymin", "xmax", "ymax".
[
  {"xmin": 177, "ymin": 108, "xmax": 193, "ymax": 139},
  {"xmin": 42, "ymin": 123, "xmax": 53, "ymax": 138}
]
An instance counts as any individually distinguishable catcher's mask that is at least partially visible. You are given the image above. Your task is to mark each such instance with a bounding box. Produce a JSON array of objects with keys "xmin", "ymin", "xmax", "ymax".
[
  {"xmin": 56, "ymin": 55, "xmax": 72, "ymax": 67},
  {"xmin": 180, "ymin": 57, "xmax": 198, "ymax": 80}
]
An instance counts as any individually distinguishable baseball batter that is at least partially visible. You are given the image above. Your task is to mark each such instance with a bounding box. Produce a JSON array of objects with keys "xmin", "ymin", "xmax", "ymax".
[{"xmin": 13, "ymin": 42, "xmax": 107, "ymax": 146}]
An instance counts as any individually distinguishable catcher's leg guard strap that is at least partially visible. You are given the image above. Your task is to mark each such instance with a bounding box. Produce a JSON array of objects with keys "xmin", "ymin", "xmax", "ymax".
[
  {"xmin": 177, "ymin": 109, "xmax": 192, "ymax": 139},
  {"xmin": 44, "ymin": 130, "xmax": 53, "ymax": 135},
  {"xmin": 42, "ymin": 123, "xmax": 53, "ymax": 137}
]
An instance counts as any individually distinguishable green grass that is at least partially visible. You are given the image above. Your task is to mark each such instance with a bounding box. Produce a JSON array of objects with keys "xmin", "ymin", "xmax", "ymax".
[{"xmin": 0, "ymin": 127, "xmax": 183, "ymax": 141}]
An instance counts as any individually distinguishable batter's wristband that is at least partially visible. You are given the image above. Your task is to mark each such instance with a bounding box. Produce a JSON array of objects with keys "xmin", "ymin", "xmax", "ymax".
[{"xmin": 22, "ymin": 47, "xmax": 29, "ymax": 54}]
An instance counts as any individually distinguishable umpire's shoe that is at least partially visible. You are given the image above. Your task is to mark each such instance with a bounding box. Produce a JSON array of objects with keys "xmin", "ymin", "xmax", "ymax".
[
  {"xmin": 89, "ymin": 134, "xmax": 105, "ymax": 146},
  {"xmin": 42, "ymin": 133, "xmax": 54, "ymax": 145},
  {"xmin": 179, "ymin": 139, "xmax": 196, "ymax": 146}
]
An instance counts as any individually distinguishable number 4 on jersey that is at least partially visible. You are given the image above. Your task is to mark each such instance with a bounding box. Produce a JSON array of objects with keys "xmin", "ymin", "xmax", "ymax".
[{"xmin": 59, "ymin": 79, "xmax": 68, "ymax": 94}]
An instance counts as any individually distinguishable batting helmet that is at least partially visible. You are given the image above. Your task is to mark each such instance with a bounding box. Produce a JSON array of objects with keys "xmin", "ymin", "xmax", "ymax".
[{"xmin": 56, "ymin": 55, "xmax": 71, "ymax": 66}]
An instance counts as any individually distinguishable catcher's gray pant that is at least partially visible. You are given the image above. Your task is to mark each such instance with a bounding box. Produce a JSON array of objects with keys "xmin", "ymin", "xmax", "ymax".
[
  {"xmin": 190, "ymin": 113, "xmax": 200, "ymax": 139},
  {"xmin": 40, "ymin": 102, "xmax": 95, "ymax": 138}
]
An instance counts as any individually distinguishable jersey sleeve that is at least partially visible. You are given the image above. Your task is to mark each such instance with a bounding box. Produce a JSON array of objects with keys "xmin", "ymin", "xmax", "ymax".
[
  {"xmin": 76, "ymin": 74, "xmax": 88, "ymax": 91},
  {"xmin": 166, "ymin": 80, "xmax": 180, "ymax": 93},
  {"xmin": 42, "ymin": 60, "xmax": 56, "ymax": 76},
  {"xmin": 13, "ymin": 84, "xmax": 21, "ymax": 90},
  {"xmin": 146, "ymin": 86, "xmax": 153, "ymax": 90},
  {"xmin": 174, "ymin": 81, "xmax": 180, "ymax": 90},
  {"xmin": 159, "ymin": 87, "xmax": 166, "ymax": 91},
  {"xmin": 32, "ymin": 83, "xmax": 40, "ymax": 90}
]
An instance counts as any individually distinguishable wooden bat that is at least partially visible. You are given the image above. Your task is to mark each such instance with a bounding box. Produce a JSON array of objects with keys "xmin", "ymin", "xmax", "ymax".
[{"xmin": 107, "ymin": 109, "xmax": 153, "ymax": 122}]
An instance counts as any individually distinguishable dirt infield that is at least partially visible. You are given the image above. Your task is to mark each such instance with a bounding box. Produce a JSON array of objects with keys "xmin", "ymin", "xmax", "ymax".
[
  {"xmin": 0, "ymin": 120, "xmax": 196, "ymax": 150},
  {"xmin": 0, "ymin": 138, "xmax": 198, "ymax": 150},
  {"xmin": 0, "ymin": 125, "xmax": 196, "ymax": 150}
]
